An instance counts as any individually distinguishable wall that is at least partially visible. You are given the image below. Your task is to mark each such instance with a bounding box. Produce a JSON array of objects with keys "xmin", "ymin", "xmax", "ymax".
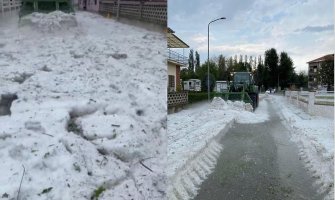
[
  {"xmin": 285, "ymin": 90, "xmax": 334, "ymax": 118},
  {"xmin": 99, "ymin": 0, "xmax": 167, "ymax": 25},
  {"xmin": 168, "ymin": 62, "xmax": 176, "ymax": 91}
]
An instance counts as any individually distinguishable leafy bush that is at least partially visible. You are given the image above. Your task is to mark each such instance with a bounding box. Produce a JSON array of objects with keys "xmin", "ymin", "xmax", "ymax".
[{"xmin": 188, "ymin": 92, "xmax": 216, "ymax": 104}]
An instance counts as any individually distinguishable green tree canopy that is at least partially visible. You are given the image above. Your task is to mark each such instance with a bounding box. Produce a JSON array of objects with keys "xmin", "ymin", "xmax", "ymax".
[
  {"xmin": 279, "ymin": 52, "xmax": 295, "ymax": 89},
  {"xmin": 264, "ymin": 48, "xmax": 279, "ymax": 88},
  {"xmin": 318, "ymin": 61, "xmax": 334, "ymax": 90}
]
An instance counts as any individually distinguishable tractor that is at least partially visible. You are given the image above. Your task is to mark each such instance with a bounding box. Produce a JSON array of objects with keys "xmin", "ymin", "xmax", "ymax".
[{"xmin": 219, "ymin": 72, "xmax": 259, "ymax": 110}]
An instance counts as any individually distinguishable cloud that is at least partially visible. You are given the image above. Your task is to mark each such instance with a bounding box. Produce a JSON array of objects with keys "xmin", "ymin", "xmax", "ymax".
[
  {"xmin": 190, "ymin": 34, "xmax": 207, "ymax": 44},
  {"xmin": 196, "ymin": 43, "xmax": 267, "ymax": 56},
  {"xmin": 296, "ymin": 24, "xmax": 334, "ymax": 32},
  {"xmin": 169, "ymin": 0, "xmax": 334, "ymax": 73}
]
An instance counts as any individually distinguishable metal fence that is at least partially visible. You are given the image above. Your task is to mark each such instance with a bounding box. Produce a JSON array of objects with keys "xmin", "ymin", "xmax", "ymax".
[{"xmin": 99, "ymin": 0, "xmax": 166, "ymax": 25}]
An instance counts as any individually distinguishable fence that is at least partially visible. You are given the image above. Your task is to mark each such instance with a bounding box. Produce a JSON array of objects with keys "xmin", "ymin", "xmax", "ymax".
[
  {"xmin": 168, "ymin": 91, "xmax": 188, "ymax": 113},
  {"xmin": 285, "ymin": 90, "xmax": 334, "ymax": 118},
  {"xmin": 99, "ymin": 0, "xmax": 166, "ymax": 25},
  {"xmin": 1, "ymin": 0, "xmax": 21, "ymax": 14}
]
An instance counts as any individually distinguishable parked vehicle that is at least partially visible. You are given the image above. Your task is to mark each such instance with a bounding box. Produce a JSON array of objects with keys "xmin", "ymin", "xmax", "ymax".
[
  {"xmin": 215, "ymin": 81, "xmax": 228, "ymax": 93},
  {"xmin": 183, "ymin": 79, "xmax": 201, "ymax": 92}
]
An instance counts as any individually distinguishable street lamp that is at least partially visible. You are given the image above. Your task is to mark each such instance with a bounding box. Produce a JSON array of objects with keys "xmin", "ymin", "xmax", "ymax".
[{"xmin": 208, "ymin": 17, "xmax": 226, "ymax": 102}]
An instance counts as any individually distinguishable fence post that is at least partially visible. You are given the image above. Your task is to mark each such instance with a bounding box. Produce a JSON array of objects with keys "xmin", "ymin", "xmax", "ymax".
[
  {"xmin": 296, "ymin": 91, "xmax": 299, "ymax": 106},
  {"xmin": 308, "ymin": 92, "xmax": 315, "ymax": 115},
  {"xmin": 116, "ymin": 0, "xmax": 120, "ymax": 18},
  {"xmin": 285, "ymin": 90, "xmax": 292, "ymax": 103},
  {"xmin": 139, "ymin": 1, "xmax": 143, "ymax": 19}
]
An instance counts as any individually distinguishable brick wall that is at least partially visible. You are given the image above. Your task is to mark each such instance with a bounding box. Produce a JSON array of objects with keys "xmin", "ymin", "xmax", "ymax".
[{"xmin": 176, "ymin": 65, "xmax": 180, "ymax": 90}]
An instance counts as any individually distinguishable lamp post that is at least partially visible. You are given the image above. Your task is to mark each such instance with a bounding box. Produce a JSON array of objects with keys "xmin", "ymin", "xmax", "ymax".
[{"xmin": 208, "ymin": 17, "xmax": 226, "ymax": 102}]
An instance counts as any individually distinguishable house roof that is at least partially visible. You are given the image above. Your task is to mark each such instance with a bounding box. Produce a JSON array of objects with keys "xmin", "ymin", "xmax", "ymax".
[
  {"xmin": 167, "ymin": 28, "xmax": 189, "ymax": 48},
  {"xmin": 307, "ymin": 54, "xmax": 334, "ymax": 63}
]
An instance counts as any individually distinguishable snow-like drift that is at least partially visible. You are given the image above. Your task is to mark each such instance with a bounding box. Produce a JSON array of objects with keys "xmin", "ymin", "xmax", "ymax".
[
  {"xmin": 0, "ymin": 11, "xmax": 166, "ymax": 199},
  {"xmin": 271, "ymin": 95, "xmax": 334, "ymax": 199},
  {"xmin": 20, "ymin": 11, "xmax": 78, "ymax": 33},
  {"xmin": 167, "ymin": 97, "xmax": 269, "ymax": 199}
]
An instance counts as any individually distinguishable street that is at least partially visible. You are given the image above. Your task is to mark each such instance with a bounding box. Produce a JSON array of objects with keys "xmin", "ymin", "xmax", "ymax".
[{"xmin": 194, "ymin": 99, "xmax": 324, "ymax": 200}]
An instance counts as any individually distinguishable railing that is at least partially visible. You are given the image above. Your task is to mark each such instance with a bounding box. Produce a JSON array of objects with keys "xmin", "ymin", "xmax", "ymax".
[
  {"xmin": 285, "ymin": 90, "xmax": 334, "ymax": 118},
  {"xmin": 168, "ymin": 49, "xmax": 188, "ymax": 66}
]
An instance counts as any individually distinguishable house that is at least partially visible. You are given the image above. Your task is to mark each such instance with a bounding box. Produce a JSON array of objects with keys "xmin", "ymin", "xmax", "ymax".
[
  {"xmin": 167, "ymin": 28, "xmax": 188, "ymax": 92},
  {"xmin": 167, "ymin": 28, "xmax": 189, "ymax": 113},
  {"xmin": 307, "ymin": 54, "xmax": 334, "ymax": 90}
]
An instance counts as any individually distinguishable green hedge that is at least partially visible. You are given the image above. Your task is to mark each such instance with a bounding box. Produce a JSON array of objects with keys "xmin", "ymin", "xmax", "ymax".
[{"xmin": 188, "ymin": 92, "xmax": 216, "ymax": 104}]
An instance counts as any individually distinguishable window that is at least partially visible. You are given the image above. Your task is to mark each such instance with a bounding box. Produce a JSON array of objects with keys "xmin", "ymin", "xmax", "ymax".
[{"xmin": 168, "ymin": 75, "xmax": 175, "ymax": 91}]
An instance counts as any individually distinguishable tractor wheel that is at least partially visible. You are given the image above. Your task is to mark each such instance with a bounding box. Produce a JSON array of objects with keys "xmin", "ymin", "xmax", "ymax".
[{"xmin": 248, "ymin": 93, "xmax": 257, "ymax": 110}]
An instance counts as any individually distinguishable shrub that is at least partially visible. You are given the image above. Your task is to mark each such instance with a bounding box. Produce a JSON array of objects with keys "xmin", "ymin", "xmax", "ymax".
[{"xmin": 188, "ymin": 92, "xmax": 216, "ymax": 104}]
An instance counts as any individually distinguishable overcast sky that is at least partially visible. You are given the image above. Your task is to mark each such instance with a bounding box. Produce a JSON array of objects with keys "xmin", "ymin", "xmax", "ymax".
[{"xmin": 168, "ymin": 0, "xmax": 334, "ymax": 73}]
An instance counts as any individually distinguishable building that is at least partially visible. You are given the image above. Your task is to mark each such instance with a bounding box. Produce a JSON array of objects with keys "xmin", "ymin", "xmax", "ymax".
[
  {"xmin": 307, "ymin": 54, "xmax": 334, "ymax": 90},
  {"xmin": 167, "ymin": 28, "xmax": 189, "ymax": 113},
  {"xmin": 167, "ymin": 28, "xmax": 188, "ymax": 92}
]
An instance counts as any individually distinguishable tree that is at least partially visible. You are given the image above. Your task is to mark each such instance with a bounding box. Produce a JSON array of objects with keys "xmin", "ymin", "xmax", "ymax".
[
  {"xmin": 296, "ymin": 72, "xmax": 308, "ymax": 89},
  {"xmin": 197, "ymin": 60, "xmax": 218, "ymax": 91},
  {"xmin": 188, "ymin": 49, "xmax": 195, "ymax": 75},
  {"xmin": 264, "ymin": 48, "xmax": 279, "ymax": 88},
  {"xmin": 180, "ymin": 68, "xmax": 190, "ymax": 81},
  {"xmin": 278, "ymin": 52, "xmax": 294, "ymax": 89},
  {"xmin": 318, "ymin": 61, "xmax": 334, "ymax": 90},
  {"xmin": 218, "ymin": 54, "xmax": 227, "ymax": 80},
  {"xmin": 255, "ymin": 62, "xmax": 270, "ymax": 91},
  {"xmin": 202, "ymin": 73, "xmax": 216, "ymax": 92},
  {"xmin": 195, "ymin": 51, "xmax": 200, "ymax": 72}
]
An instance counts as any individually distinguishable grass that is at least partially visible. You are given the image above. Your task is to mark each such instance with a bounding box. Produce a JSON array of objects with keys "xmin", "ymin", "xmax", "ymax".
[
  {"xmin": 91, "ymin": 186, "xmax": 106, "ymax": 200},
  {"xmin": 67, "ymin": 118, "xmax": 83, "ymax": 134},
  {"xmin": 38, "ymin": 187, "xmax": 53, "ymax": 196},
  {"xmin": 315, "ymin": 96, "xmax": 334, "ymax": 99},
  {"xmin": 315, "ymin": 101, "xmax": 334, "ymax": 106}
]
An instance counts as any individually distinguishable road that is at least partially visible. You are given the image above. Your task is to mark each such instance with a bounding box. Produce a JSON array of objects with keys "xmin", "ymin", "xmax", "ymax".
[{"xmin": 193, "ymin": 99, "xmax": 324, "ymax": 200}]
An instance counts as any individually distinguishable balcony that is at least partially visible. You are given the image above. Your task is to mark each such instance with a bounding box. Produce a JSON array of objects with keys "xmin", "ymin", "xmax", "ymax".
[{"xmin": 168, "ymin": 49, "xmax": 188, "ymax": 66}]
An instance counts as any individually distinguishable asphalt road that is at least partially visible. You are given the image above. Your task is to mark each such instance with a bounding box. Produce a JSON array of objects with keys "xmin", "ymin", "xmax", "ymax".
[{"xmin": 193, "ymin": 99, "xmax": 323, "ymax": 200}]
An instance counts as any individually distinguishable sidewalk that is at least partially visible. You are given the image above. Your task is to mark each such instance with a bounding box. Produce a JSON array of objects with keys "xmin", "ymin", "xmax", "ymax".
[{"xmin": 271, "ymin": 95, "xmax": 334, "ymax": 199}]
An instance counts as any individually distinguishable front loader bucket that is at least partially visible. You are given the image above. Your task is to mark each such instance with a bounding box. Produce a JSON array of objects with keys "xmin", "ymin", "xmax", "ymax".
[{"xmin": 19, "ymin": 0, "xmax": 74, "ymax": 17}]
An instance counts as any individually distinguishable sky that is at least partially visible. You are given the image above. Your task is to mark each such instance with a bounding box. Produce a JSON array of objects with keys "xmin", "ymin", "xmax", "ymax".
[{"xmin": 168, "ymin": 0, "xmax": 334, "ymax": 73}]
